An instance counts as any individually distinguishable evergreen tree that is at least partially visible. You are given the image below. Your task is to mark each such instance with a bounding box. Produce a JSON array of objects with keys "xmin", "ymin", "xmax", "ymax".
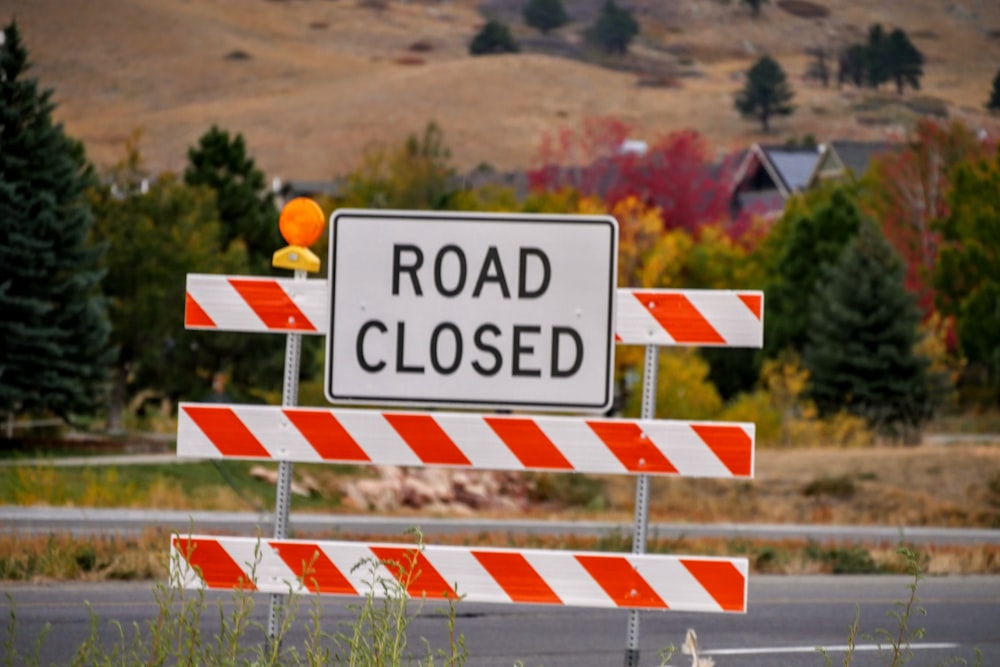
[
  {"xmin": 837, "ymin": 44, "xmax": 867, "ymax": 88},
  {"xmin": 885, "ymin": 28, "xmax": 924, "ymax": 95},
  {"xmin": 734, "ymin": 55, "xmax": 795, "ymax": 132},
  {"xmin": 523, "ymin": 0, "xmax": 569, "ymax": 35},
  {"xmin": 183, "ymin": 125, "xmax": 280, "ymax": 274},
  {"xmin": 585, "ymin": 0, "xmax": 639, "ymax": 55},
  {"xmin": 864, "ymin": 24, "xmax": 892, "ymax": 90},
  {"xmin": 469, "ymin": 20, "xmax": 520, "ymax": 55},
  {"xmin": 763, "ymin": 187, "xmax": 863, "ymax": 359},
  {"xmin": 0, "ymin": 21, "xmax": 112, "ymax": 422},
  {"xmin": 804, "ymin": 221, "xmax": 935, "ymax": 437},
  {"xmin": 986, "ymin": 69, "xmax": 1000, "ymax": 112},
  {"xmin": 741, "ymin": 0, "xmax": 769, "ymax": 18}
]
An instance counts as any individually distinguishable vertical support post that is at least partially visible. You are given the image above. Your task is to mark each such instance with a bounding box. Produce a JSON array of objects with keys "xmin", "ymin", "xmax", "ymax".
[
  {"xmin": 267, "ymin": 268, "xmax": 306, "ymax": 648},
  {"xmin": 624, "ymin": 343, "xmax": 659, "ymax": 667}
]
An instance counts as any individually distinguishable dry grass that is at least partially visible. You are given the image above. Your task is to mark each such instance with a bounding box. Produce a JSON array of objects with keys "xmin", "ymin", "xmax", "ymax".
[{"xmin": 3, "ymin": 0, "xmax": 1000, "ymax": 180}]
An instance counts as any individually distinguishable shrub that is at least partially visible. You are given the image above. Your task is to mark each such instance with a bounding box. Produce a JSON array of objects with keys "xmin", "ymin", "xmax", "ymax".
[{"xmin": 469, "ymin": 20, "xmax": 519, "ymax": 56}]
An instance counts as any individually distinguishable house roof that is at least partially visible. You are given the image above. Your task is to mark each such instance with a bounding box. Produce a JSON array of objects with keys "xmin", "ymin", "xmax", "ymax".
[
  {"xmin": 732, "ymin": 144, "xmax": 821, "ymax": 199},
  {"xmin": 808, "ymin": 140, "xmax": 896, "ymax": 187}
]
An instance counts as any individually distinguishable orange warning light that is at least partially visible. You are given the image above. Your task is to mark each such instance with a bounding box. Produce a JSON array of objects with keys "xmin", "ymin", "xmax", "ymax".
[{"xmin": 279, "ymin": 197, "xmax": 325, "ymax": 248}]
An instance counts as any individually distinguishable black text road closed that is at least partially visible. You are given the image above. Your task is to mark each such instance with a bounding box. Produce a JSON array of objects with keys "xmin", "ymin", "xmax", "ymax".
[{"xmin": 325, "ymin": 210, "xmax": 618, "ymax": 412}]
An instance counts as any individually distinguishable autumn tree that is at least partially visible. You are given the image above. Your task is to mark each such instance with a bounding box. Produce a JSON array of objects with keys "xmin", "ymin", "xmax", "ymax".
[
  {"xmin": 183, "ymin": 125, "xmax": 280, "ymax": 274},
  {"xmin": 0, "ymin": 20, "xmax": 112, "ymax": 424},
  {"xmin": 585, "ymin": 0, "xmax": 639, "ymax": 55},
  {"xmin": 340, "ymin": 121, "xmax": 457, "ymax": 210},
  {"xmin": 523, "ymin": 0, "xmax": 569, "ymax": 34},
  {"xmin": 469, "ymin": 20, "xmax": 519, "ymax": 55},
  {"xmin": 735, "ymin": 55, "xmax": 795, "ymax": 132},
  {"xmin": 933, "ymin": 147, "xmax": 1000, "ymax": 401},
  {"xmin": 528, "ymin": 119, "xmax": 736, "ymax": 236},
  {"xmin": 864, "ymin": 119, "xmax": 994, "ymax": 317},
  {"xmin": 804, "ymin": 221, "xmax": 936, "ymax": 438}
]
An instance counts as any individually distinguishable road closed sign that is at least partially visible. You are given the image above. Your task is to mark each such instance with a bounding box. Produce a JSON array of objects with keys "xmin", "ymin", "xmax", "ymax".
[{"xmin": 325, "ymin": 209, "xmax": 618, "ymax": 412}]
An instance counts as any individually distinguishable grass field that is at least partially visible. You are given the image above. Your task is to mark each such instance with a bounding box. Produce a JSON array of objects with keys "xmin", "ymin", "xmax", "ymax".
[{"xmin": 3, "ymin": 0, "xmax": 1000, "ymax": 181}]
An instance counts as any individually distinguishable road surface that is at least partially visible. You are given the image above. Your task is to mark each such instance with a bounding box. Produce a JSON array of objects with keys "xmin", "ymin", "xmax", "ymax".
[{"xmin": 3, "ymin": 576, "xmax": 996, "ymax": 666}]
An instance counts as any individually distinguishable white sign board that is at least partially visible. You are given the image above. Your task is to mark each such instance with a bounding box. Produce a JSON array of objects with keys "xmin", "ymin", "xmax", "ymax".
[{"xmin": 325, "ymin": 209, "xmax": 618, "ymax": 412}]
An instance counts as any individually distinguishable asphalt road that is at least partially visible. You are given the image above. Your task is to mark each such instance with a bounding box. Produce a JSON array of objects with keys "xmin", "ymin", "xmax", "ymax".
[{"xmin": 3, "ymin": 576, "xmax": 996, "ymax": 666}]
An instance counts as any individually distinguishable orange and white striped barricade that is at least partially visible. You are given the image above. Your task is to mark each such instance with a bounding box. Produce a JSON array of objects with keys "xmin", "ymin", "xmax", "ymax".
[
  {"xmin": 185, "ymin": 273, "xmax": 763, "ymax": 348},
  {"xmin": 176, "ymin": 403, "xmax": 754, "ymax": 479},
  {"xmin": 171, "ymin": 536, "xmax": 748, "ymax": 614}
]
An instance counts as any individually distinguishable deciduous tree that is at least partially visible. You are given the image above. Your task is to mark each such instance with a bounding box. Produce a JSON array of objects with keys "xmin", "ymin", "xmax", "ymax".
[
  {"xmin": 90, "ymin": 137, "xmax": 251, "ymax": 429},
  {"xmin": 933, "ymin": 147, "xmax": 1000, "ymax": 400},
  {"xmin": 0, "ymin": 21, "xmax": 112, "ymax": 423},
  {"xmin": 864, "ymin": 119, "xmax": 993, "ymax": 318},
  {"xmin": 528, "ymin": 119, "xmax": 736, "ymax": 236},
  {"xmin": 340, "ymin": 121, "xmax": 457, "ymax": 210},
  {"xmin": 735, "ymin": 55, "xmax": 795, "ymax": 132}
]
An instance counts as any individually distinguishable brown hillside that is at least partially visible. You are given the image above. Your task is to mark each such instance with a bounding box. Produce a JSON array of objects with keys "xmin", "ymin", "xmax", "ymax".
[{"xmin": 4, "ymin": 0, "xmax": 1000, "ymax": 181}]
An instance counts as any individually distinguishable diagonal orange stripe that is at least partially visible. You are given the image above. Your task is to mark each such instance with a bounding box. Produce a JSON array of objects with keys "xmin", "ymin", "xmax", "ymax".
[
  {"xmin": 185, "ymin": 293, "xmax": 216, "ymax": 328},
  {"xmin": 369, "ymin": 547, "xmax": 458, "ymax": 600},
  {"xmin": 472, "ymin": 551, "xmax": 562, "ymax": 604},
  {"xmin": 587, "ymin": 421, "xmax": 678, "ymax": 474},
  {"xmin": 637, "ymin": 292, "xmax": 725, "ymax": 344},
  {"xmin": 383, "ymin": 414, "xmax": 471, "ymax": 466},
  {"xmin": 283, "ymin": 409, "xmax": 371, "ymax": 462},
  {"xmin": 690, "ymin": 424, "xmax": 753, "ymax": 477},
  {"xmin": 681, "ymin": 559, "xmax": 746, "ymax": 612},
  {"xmin": 270, "ymin": 542, "xmax": 356, "ymax": 595},
  {"xmin": 738, "ymin": 292, "xmax": 763, "ymax": 320},
  {"xmin": 172, "ymin": 536, "xmax": 256, "ymax": 590},
  {"xmin": 484, "ymin": 417, "xmax": 573, "ymax": 470},
  {"xmin": 228, "ymin": 278, "xmax": 316, "ymax": 331},
  {"xmin": 182, "ymin": 405, "xmax": 270, "ymax": 458},
  {"xmin": 575, "ymin": 555, "xmax": 667, "ymax": 609}
]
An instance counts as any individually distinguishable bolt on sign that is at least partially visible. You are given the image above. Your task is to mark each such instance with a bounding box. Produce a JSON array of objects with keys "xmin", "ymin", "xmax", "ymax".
[{"xmin": 325, "ymin": 209, "xmax": 619, "ymax": 413}]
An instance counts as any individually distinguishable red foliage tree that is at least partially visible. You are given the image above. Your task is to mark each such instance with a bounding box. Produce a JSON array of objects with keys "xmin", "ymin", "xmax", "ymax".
[
  {"xmin": 528, "ymin": 118, "xmax": 737, "ymax": 236},
  {"xmin": 866, "ymin": 119, "xmax": 995, "ymax": 317}
]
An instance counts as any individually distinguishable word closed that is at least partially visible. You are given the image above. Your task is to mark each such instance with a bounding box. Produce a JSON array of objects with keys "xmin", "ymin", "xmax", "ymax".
[{"xmin": 326, "ymin": 210, "xmax": 618, "ymax": 412}]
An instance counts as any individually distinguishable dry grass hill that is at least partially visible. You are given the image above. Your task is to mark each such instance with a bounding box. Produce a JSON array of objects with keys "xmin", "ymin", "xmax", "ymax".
[{"xmin": 4, "ymin": 0, "xmax": 1000, "ymax": 182}]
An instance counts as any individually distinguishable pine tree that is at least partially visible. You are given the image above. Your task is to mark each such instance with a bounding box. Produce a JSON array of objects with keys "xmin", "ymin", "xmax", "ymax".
[
  {"xmin": 0, "ymin": 21, "xmax": 112, "ymax": 423},
  {"xmin": 184, "ymin": 125, "xmax": 280, "ymax": 274},
  {"xmin": 864, "ymin": 24, "xmax": 892, "ymax": 90},
  {"xmin": 469, "ymin": 20, "xmax": 520, "ymax": 55},
  {"xmin": 986, "ymin": 69, "xmax": 1000, "ymax": 112},
  {"xmin": 585, "ymin": 0, "xmax": 639, "ymax": 55},
  {"xmin": 803, "ymin": 221, "xmax": 935, "ymax": 437},
  {"xmin": 885, "ymin": 28, "xmax": 924, "ymax": 95},
  {"xmin": 735, "ymin": 55, "xmax": 795, "ymax": 132},
  {"xmin": 523, "ymin": 0, "xmax": 569, "ymax": 35}
]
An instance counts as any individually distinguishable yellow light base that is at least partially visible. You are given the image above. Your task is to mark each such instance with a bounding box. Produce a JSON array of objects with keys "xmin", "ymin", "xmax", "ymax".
[{"xmin": 272, "ymin": 245, "xmax": 321, "ymax": 273}]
